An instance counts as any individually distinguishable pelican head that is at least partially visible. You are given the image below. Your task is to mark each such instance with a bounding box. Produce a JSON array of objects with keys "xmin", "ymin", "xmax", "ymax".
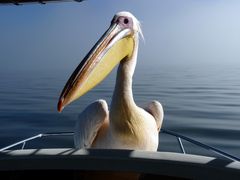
[{"xmin": 58, "ymin": 11, "xmax": 142, "ymax": 112}]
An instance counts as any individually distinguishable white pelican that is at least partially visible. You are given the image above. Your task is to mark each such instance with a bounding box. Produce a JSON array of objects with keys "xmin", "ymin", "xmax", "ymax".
[{"xmin": 58, "ymin": 11, "xmax": 164, "ymax": 151}]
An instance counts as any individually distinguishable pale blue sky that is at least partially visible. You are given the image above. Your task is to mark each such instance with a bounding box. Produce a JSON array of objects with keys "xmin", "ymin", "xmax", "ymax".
[{"xmin": 1, "ymin": 0, "xmax": 240, "ymax": 72}]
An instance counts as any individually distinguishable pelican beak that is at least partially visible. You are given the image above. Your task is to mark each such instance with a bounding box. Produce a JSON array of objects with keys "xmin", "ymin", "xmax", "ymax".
[{"xmin": 58, "ymin": 22, "xmax": 135, "ymax": 112}]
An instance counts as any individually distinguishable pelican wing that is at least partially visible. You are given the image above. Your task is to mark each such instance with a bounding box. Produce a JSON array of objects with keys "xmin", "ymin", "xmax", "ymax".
[
  {"xmin": 144, "ymin": 101, "xmax": 164, "ymax": 131},
  {"xmin": 74, "ymin": 100, "xmax": 109, "ymax": 148}
]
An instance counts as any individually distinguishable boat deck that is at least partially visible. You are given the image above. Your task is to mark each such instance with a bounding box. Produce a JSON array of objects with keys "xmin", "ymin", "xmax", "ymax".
[{"xmin": 0, "ymin": 148, "xmax": 239, "ymax": 179}]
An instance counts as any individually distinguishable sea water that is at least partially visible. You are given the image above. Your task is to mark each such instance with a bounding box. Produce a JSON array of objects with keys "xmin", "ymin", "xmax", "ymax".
[{"xmin": 0, "ymin": 63, "xmax": 239, "ymax": 157}]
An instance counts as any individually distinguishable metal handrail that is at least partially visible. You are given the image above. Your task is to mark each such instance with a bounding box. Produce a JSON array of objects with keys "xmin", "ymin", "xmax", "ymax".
[
  {"xmin": 161, "ymin": 129, "xmax": 240, "ymax": 162},
  {"xmin": 0, "ymin": 132, "xmax": 73, "ymax": 152},
  {"xmin": 0, "ymin": 129, "xmax": 239, "ymax": 162}
]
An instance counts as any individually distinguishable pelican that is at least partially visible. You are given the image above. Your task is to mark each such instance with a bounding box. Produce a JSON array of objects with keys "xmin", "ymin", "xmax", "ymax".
[{"xmin": 57, "ymin": 11, "xmax": 164, "ymax": 151}]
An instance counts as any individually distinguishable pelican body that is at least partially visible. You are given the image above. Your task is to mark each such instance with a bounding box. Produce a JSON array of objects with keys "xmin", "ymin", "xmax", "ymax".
[{"xmin": 58, "ymin": 12, "xmax": 164, "ymax": 151}]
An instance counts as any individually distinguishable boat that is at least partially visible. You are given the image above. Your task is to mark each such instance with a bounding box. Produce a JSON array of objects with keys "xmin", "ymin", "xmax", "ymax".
[{"xmin": 0, "ymin": 129, "xmax": 239, "ymax": 179}]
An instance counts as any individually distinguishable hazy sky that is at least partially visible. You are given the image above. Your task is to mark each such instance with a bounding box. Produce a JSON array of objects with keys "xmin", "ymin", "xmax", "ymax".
[{"xmin": 1, "ymin": 0, "xmax": 240, "ymax": 72}]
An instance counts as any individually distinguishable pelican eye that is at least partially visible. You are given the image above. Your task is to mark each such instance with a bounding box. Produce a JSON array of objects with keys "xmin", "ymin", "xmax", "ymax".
[{"xmin": 124, "ymin": 18, "xmax": 129, "ymax": 24}]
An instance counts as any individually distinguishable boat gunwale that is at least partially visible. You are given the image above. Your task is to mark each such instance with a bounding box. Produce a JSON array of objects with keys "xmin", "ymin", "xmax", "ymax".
[
  {"xmin": 0, "ymin": 148, "xmax": 239, "ymax": 179},
  {"xmin": 0, "ymin": 129, "xmax": 239, "ymax": 162}
]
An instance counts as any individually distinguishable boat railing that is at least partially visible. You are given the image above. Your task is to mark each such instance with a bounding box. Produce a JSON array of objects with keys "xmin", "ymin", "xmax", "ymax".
[
  {"xmin": 161, "ymin": 129, "xmax": 240, "ymax": 162},
  {"xmin": 0, "ymin": 129, "xmax": 239, "ymax": 162}
]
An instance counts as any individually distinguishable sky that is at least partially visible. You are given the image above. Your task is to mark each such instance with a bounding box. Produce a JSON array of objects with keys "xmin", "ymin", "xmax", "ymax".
[{"xmin": 0, "ymin": 0, "xmax": 240, "ymax": 72}]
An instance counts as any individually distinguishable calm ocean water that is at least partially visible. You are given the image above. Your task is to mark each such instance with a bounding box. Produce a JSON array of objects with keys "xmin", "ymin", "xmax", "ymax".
[{"xmin": 0, "ymin": 63, "xmax": 239, "ymax": 158}]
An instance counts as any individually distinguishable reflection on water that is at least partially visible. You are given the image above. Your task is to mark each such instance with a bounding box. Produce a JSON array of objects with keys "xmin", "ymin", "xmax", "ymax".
[{"xmin": 0, "ymin": 64, "xmax": 239, "ymax": 157}]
